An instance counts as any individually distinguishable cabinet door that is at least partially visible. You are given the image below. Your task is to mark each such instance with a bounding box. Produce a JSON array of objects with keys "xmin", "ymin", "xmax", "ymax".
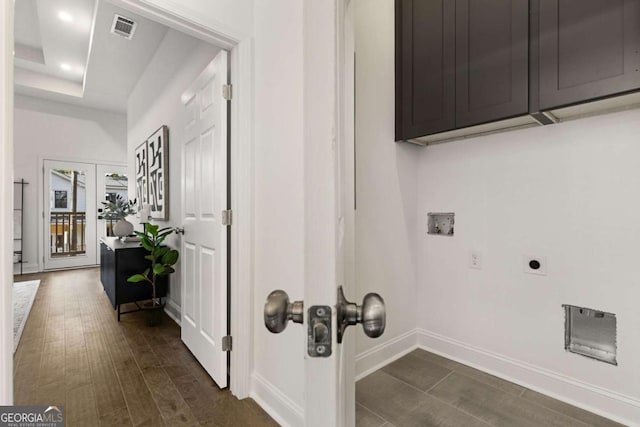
[
  {"xmin": 455, "ymin": 0, "xmax": 529, "ymax": 127},
  {"xmin": 538, "ymin": 0, "xmax": 640, "ymax": 110},
  {"xmin": 396, "ymin": 0, "xmax": 455, "ymax": 140}
]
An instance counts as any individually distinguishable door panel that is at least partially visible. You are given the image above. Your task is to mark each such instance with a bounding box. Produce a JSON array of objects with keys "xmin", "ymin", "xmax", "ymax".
[
  {"xmin": 455, "ymin": 0, "xmax": 529, "ymax": 127},
  {"xmin": 96, "ymin": 164, "xmax": 128, "ymax": 256},
  {"xmin": 538, "ymin": 0, "xmax": 640, "ymax": 109},
  {"xmin": 44, "ymin": 160, "xmax": 97, "ymax": 270},
  {"xmin": 180, "ymin": 50, "xmax": 229, "ymax": 388},
  {"xmin": 396, "ymin": 0, "xmax": 456, "ymax": 140}
]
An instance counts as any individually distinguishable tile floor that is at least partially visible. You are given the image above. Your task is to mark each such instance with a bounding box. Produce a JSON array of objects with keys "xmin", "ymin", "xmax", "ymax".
[
  {"xmin": 356, "ymin": 349, "xmax": 626, "ymax": 427},
  {"xmin": 14, "ymin": 268, "xmax": 277, "ymax": 426}
]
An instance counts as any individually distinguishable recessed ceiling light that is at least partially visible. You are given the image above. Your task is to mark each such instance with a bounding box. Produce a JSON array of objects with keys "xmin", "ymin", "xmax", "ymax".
[
  {"xmin": 60, "ymin": 63, "xmax": 72, "ymax": 71},
  {"xmin": 58, "ymin": 11, "xmax": 73, "ymax": 23}
]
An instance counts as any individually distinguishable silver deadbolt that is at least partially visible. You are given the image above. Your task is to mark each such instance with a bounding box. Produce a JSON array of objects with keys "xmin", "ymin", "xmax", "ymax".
[
  {"xmin": 264, "ymin": 290, "xmax": 304, "ymax": 333},
  {"xmin": 336, "ymin": 286, "xmax": 386, "ymax": 343}
]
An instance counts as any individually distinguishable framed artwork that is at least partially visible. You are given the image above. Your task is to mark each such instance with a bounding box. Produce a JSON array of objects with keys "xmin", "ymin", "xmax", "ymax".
[
  {"xmin": 135, "ymin": 141, "xmax": 149, "ymax": 210},
  {"xmin": 54, "ymin": 190, "xmax": 67, "ymax": 208},
  {"xmin": 147, "ymin": 126, "xmax": 169, "ymax": 220}
]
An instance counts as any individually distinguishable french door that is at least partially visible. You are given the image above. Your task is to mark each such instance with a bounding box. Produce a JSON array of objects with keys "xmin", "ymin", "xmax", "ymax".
[
  {"xmin": 43, "ymin": 160, "xmax": 97, "ymax": 270},
  {"xmin": 96, "ymin": 164, "xmax": 129, "ymax": 256}
]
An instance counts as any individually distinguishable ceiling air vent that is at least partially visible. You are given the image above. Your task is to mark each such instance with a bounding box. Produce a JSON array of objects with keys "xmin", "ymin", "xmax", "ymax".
[{"xmin": 111, "ymin": 14, "xmax": 137, "ymax": 40}]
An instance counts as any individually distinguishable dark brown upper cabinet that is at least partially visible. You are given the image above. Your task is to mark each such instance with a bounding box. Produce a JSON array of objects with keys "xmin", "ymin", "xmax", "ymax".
[
  {"xmin": 396, "ymin": 0, "xmax": 528, "ymax": 140},
  {"xmin": 537, "ymin": 0, "xmax": 640, "ymax": 110},
  {"xmin": 455, "ymin": 0, "xmax": 529, "ymax": 128},
  {"xmin": 395, "ymin": 0, "xmax": 455, "ymax": 140}
]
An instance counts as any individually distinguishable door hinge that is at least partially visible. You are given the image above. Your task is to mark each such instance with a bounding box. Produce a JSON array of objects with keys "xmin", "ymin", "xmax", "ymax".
[
  {"xmin": 222, "ymin": 335, "xmax": 232, "ymax": 351},
  {"xmin": 222, "ymin": 209, "xmax": 232, "ymax": 226},
  {"xmin": 222, "ymin": 84, "xmax": 232, "ymax": 101}
]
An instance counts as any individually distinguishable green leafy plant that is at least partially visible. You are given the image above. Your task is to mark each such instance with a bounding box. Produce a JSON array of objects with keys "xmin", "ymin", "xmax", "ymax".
[
  {"xmin": 101, "ymin": 195, "xmax": 137, "ymax": 220},
  {"xmin": 127, "ymin": 223, "xmax": 179, "ymax": 307}
]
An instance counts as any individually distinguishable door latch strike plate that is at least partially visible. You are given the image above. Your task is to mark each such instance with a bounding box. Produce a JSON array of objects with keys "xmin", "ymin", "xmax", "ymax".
[{"xmin": 308, "ymin": 306, "xmax": 332, "ymax": 357}]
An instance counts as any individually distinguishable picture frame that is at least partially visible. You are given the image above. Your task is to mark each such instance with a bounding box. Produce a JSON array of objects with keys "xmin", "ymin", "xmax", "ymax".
[
  {"xmin": 135, "ymin": 140, "xmax": 149, "ymax": 210},
  {"xmin": 147, "ymin": 126, "xmax": 169, "ymax": 220}
]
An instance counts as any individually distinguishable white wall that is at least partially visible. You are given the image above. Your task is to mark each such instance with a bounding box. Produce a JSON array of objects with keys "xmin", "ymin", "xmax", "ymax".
[
  {"xmin": 127, "ymin": 29, "xmax": 220, "ymax": 320},
  {"xmin": 250, "ymin": 0, "xmax": 306, "ymax": 420},
  {"xmin": 354, "ymin": 0, "xmax": 421, "ymax": 375},
  {"xmin": 416, "ymin": 110, "xmax": 640, "ymax": 422},
  {"xmin": 13, "ymin": 95, "xmax": 127, "ymax": 273},
  {"xmin": 355, "ymin": 0, "xmax": 640, "ymax": 423}
]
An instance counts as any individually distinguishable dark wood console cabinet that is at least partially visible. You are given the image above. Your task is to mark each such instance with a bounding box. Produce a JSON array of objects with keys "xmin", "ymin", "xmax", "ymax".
[{"xmin": 100, "ymin": 237, "xmax": 168, "ymax": 320}]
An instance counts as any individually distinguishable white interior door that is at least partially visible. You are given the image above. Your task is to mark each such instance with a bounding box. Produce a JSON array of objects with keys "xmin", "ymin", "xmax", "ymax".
[
  {"xmin": 96, "ymin": 164, "xmax": 128, "ymax": 255},
  {"xmin": 303, "ymin": 1, "xmax": 357, "ymax": 425},
  {"xmin": 180, "ymin": 51, "xmax": 229, "ymax": 388},
  {"xmin": 43, "ymin": 160, "xmax": 97, "ymax": 270}
]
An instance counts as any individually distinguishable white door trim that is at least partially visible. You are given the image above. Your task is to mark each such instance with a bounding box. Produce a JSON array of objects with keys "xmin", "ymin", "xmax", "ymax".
[
  {"xmin": 0, "ymin": 0, "xmax": 14, "ymax": 405},
  {"xmin": 104, "ymin": 0, "xmax": 254, "ymax": 399}
]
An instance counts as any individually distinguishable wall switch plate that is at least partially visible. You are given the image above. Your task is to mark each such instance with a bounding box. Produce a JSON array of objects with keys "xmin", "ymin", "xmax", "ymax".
[
  {"xmin": 470, "ymin": 250, "xmax": 482, "ymax": 269},
  {"xmin": 523, "ymin": 255, "xmax": 547, "ymax": 275}
]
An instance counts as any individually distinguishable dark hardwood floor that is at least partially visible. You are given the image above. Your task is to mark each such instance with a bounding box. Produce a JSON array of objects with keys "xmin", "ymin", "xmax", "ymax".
[{"xmin": 13, "ymin": 268, "xmax": 277, "ymax": 427}]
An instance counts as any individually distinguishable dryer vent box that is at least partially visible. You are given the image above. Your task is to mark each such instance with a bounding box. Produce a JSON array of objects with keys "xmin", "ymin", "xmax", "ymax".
[
  {"xmin": 564, "ymin": 305, "xmax": 617, "ymax": 365},
  {"xmin": 427, "ymin": 212, "xmax": 454, "ymax": 236}
]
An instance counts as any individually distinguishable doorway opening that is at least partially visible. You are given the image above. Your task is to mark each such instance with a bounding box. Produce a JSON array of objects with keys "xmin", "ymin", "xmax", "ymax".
[{"xmin": 10, "ymin": 0, "xmax": 244, "ymax": 415}]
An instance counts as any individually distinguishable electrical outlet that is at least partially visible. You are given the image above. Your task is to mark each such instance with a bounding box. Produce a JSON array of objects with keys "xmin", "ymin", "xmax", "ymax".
[
  {"xmin": 470, "ymin": 250, "xmax": 482, "ymax": 269},
  {"xmin": 523, "ymin": 255, "xmax": 547, "ymax": 275}
]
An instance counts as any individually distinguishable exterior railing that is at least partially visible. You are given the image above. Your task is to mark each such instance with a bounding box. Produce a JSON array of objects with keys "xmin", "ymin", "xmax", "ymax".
[{"xmin": 50, "ymin": 212, "xmax": 86, "ymax": 257}]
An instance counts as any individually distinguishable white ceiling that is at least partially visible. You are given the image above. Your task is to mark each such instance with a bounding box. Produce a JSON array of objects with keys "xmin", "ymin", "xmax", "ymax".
[{"xmin": 14, "ymin": 0, "xmax": 169, "ymax": 113}]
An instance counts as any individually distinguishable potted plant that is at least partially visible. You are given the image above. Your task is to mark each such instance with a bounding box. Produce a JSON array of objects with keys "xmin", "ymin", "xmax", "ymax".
[
  {"xmin": 127, "ymin": 223, "xmax": 179, "ymax": 326},
  {"xmin": 101, "ymin": 195, "xmax": 137, "ymax": 237}
]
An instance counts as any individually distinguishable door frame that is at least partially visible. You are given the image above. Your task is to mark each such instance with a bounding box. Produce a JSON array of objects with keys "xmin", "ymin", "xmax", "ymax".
[
  {"xmin": 104, "ymin": 0, "xmax": 255, "ymax": 399},
  {"xmin": 0, "ymin": 0, "xmax": 14, "ymax": 405},
  {"xmin": 0, "ymin": 0, "xmax": 255, "ymax": 401}
]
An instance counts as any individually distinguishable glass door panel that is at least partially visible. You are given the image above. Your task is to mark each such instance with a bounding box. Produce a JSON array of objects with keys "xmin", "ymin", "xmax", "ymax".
[{"xmin": 44, "ymin": 160, "xmax": 96, "ymax": 269}]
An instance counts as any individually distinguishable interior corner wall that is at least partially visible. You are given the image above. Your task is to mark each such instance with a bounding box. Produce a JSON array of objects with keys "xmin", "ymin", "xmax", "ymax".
[
  {"xmin": 126, "ymin": 29, "xmax": 220, "ymax": 322},
  {"xmin": 356, "ymin": 0, "xmax": 640, "ymax": 424},
  {"xmin": 13, "ymin": 95, "xmax": 127, "ymax": 274},
  {"xmin": 416, "ymin": 110, "xmax": 640, "ymax": 423},
  {"xmin": 249, "ymin": 1, "xmax": 306, "ymax": 424},
  {"xmin": 353, "ymin": 0, "xmax": 420, "ymax": 377}
]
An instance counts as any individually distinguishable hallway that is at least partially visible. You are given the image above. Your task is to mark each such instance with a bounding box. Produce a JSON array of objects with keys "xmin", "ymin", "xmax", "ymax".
[{"xmin": 13, "ymin": 268, "xmax": 276, "ymax": 426}]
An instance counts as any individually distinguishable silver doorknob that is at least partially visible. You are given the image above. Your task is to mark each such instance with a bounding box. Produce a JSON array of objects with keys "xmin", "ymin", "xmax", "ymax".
[
  {"xmin": 264, "ymin": 290, "xmax": 304, "ymax": 333},
  {"xmin": 336, "ymin": 286, "xmax": 385, "ymax": 343}
]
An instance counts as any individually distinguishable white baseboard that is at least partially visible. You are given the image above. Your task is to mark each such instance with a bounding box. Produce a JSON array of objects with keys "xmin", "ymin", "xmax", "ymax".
[
  {"xmin": 164, "ymin": 299, "xmax": 181, "ymax": 326},
  {"xmin": 250, "ymin": 373, "xmax": 304, "ymax": 427},
  {"xmin": 416, "ymin": 328, "xmax": 640, "ymax": 427},
  {"xmin": 355, "ymin": 329, "xmax": 418, "ymax": 381}
]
